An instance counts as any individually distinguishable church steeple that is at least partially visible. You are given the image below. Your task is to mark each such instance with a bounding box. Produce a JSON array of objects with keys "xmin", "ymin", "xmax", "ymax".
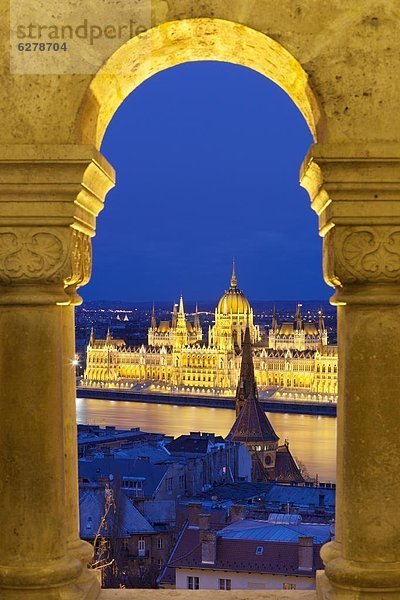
[
  {"xmin": 318, "ymin": 307, "xmax": 325, "ymax": 332},
  {"xmin": 226, "ymin": 323, "xmax": 281, "ymax": 482},
  {"xmin": 227, "ymin": 324, "xmax": 279, "ymax": 482},
  {"xmin": 171, "ymin": 302, "xmax": 178, "ymax": 328},
  {"xmin": 234, "ymin": 323, "xmax": 258, "ymax": 416},
  {"xmin": 295, "ymin": 303, "xmax": 303, "ymax": 330},
  {"xmin": 230, "ymin": 258, "xmax": 238, "ymax": 288},
  {"xmin": 151, "ymin": 303, "xmax": 157, "ymax": 329},
  {"xmin": 271, "ymin": 305, "xmax": 278, "ymax": 332},
  {"xmin": 194, "ymin": 303, "xmax": 201, "ymax": 330},
  {"xmin": 89, "ymin": 327, "xmax": 95, "ymax": 346}
]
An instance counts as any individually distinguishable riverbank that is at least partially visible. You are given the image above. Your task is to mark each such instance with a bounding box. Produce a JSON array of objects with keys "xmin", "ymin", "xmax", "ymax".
[{"xmin": 76, "ymin": 386, "xmax": 337, "ymax": 416}]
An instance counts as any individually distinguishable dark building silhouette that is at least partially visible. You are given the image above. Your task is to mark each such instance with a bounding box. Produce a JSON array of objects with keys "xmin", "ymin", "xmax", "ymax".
[{"xmin": 227, "ymin": 325, "xmax": 304, "ymax": 484}]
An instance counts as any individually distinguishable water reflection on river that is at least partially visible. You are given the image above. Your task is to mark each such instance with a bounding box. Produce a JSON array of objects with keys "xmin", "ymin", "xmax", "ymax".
[{"xmin": 76, "ymin": 398, "xmax": 337, "ymax": 482}]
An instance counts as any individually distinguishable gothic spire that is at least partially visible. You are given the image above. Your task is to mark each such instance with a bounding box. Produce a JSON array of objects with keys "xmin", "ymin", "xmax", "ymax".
[
  {"xmin": 106, "ymin": 327, "xmax": 111, "ymax": 344},
  {"xmin": 176, "ymin": 294, "xmax": 187, "ymax": 336},
  {"xmin": 89, "ymin": 327, "xmax": 95, "ymax": 346},
  {"xmin": 234, "ymin": 324, "xmax": 258, "ymax": 414},
  {"xmin": 178, "ymin": 294, "xmax": 185, "ymax": 316},
  {"xmin": 272, "ymin": 305, "xmax": 278, "ymax": 332},
  {"xmin": 295, "ymin": 303, "xmax": 303, "ymax": 330},
  {"xmin": 227, "ymin": 324, "xmax": 279, "ymax": 442},
  {"xmin": 172, "ymin": 302, "xmax": 178, "ymax": 328},
  {"xmin": 230, "ymin": 258, "xmax": 238, "ymax": 288},
  {"xmin": 194, "ymin": 303, "xmax": 201, "ymax": 329},
  {"xmin": 318, "ymin": 307, "xmax": 325, "ymax": 332},
  {"xmin": 151, "ymin": 303, "xmax": 157, "ymax": 329}
]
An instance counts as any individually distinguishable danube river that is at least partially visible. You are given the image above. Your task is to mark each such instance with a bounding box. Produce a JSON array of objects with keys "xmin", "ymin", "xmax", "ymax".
[{"xmin": 76, "ymin": 397, "xmax": 337, "ymax": 482}]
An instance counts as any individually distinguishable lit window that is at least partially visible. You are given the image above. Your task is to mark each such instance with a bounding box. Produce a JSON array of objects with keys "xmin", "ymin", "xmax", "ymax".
[
  {"xmin": 219, "ymin": 578, "xmax": 231, "ymax": 590},
  {"xmin": 187, "ymin": 576, "xmax": 200, "ymax": 590},
  {"xmin": 283, "ymin": 583, "xmax": 297, "ymax": 590},
  {"xmin": 138, "ymin": 536, "xmax": 145, "ymax": 557}
]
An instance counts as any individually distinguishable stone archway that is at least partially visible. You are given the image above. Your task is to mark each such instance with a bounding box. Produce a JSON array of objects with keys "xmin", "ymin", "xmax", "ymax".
[
  {"xmin": 1, "ymin": 4, "xmax": 400, "ymax": 600},
  {"xmin": 76, "ymin": 18, "xmax": 324, "ymax": 148}
]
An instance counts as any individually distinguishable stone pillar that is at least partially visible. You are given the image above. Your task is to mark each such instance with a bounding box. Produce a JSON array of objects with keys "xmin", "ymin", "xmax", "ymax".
[
  {"xmin": 62, "ymin": 301, "xmax": 100, "ymax": 600},
  {"xmin": 301, "ymin": 143, "xmax": 400, "ymax": 599},
  {"xmin": 0, "ymin": 145, "xmax": 114, "ymax": 599}
]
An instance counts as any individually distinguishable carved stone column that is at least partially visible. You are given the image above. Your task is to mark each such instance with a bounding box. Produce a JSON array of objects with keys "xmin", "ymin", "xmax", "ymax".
[
  {"xmin": 63, "ymin": 235, "xmax": 99, "ymax": 599},
  {"xmin": 0, "ymin": 145, "xmax": 114, "ymax": 599},
  {"xmin": 301, "ymin": 143, "xmax": 400, "ymax": 599}
]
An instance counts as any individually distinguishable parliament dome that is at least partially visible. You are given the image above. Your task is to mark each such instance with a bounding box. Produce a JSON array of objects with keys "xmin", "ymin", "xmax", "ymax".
[{"xmin": 217, "ymin": 263, "xmax": 251, "ymax": 315}]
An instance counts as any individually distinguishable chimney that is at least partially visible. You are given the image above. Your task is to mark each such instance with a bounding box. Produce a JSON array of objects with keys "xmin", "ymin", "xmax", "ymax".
[
  {"xmin": 200, "ymin": 530, "xmax": 217, "ymax": 565},
  {"xmin": 230, "ymin": 504, "xmax": 246, "ymax": 522},
  {"xmin": 298, "ymin": 536, "xmax": 314, "ymax": 571},
  {"xmin": 188, "ymin": 503, "xmax": 202, "ymax": 527},
  {"xmin": 198, "ymin": 513, "xmax": 211, "ymax": 531}
]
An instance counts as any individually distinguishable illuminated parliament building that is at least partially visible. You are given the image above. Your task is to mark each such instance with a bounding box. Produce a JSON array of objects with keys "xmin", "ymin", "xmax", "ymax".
[{"xmin": 84, "ymin": 265, "xmax": 338, "ymax": 398}]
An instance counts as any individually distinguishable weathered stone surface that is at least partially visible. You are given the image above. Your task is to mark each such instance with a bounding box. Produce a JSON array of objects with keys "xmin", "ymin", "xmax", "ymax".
[
  {"xmin": 1, "ymin": 2, "xmax": 400, "ymax": 145},
  {"xmin": 1, "ymin": 2, "xmax": 400, "ymax": 599}
]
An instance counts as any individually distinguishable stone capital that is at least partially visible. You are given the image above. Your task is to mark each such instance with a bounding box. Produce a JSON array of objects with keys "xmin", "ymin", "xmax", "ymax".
[
  {"xmin": 0, "ymin": 145, "xmax": 115, "ymax": 305},
  {"xmin": 300, "ymin": 143, "xmax": 400, "ymax": 304},
  {"xmin": 0, "ymin": 226, "xmax": 93, "ymax": 305}
]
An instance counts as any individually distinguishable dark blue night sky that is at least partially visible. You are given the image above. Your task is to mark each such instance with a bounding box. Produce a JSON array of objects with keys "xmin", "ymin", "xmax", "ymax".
[{"xmin": 83, "ymin": 61, "xmax": 329, "ymax": 303}]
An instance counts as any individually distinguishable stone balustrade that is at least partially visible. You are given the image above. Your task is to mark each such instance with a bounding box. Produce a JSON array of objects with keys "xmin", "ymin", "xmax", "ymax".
[
  {"xmin": 2, "ymin": 4, "xmax": 400, "ymax": 600},
  {"xmin": 99, "ymin": 592, "xmax": 317, "ymax": 599}
]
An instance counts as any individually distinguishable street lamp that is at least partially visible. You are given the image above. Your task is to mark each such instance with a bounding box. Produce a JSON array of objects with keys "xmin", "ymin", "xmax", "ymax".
[{"xmin": 72, "ymin": 354, "xmax": 81, "ymax": 380}]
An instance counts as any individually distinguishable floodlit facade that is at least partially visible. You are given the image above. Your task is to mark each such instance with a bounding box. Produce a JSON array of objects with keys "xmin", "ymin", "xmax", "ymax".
[
  {"xmin": 1, "ymin": 2, "xmax": 400, "ymax": 599},
  {"xmin": 84, "ymin": 266, "xmax": 338, "ymax": 396}
]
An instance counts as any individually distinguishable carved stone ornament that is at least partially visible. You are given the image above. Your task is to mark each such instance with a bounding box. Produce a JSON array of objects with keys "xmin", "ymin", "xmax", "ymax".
[
  {"xmin": 0, "ymin": 229, "xmax": 67, "ymax": 285},
  {"xmin": 64, "ymin": 229, "xmax": 92, "ymax": 291},
  {"xmin": 0, "ymin": 227, "xmax": 92, "ymax": 293},
  {"xmin": 329, "ymin": 226, "xmax": 400, "ymax": 285}
]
